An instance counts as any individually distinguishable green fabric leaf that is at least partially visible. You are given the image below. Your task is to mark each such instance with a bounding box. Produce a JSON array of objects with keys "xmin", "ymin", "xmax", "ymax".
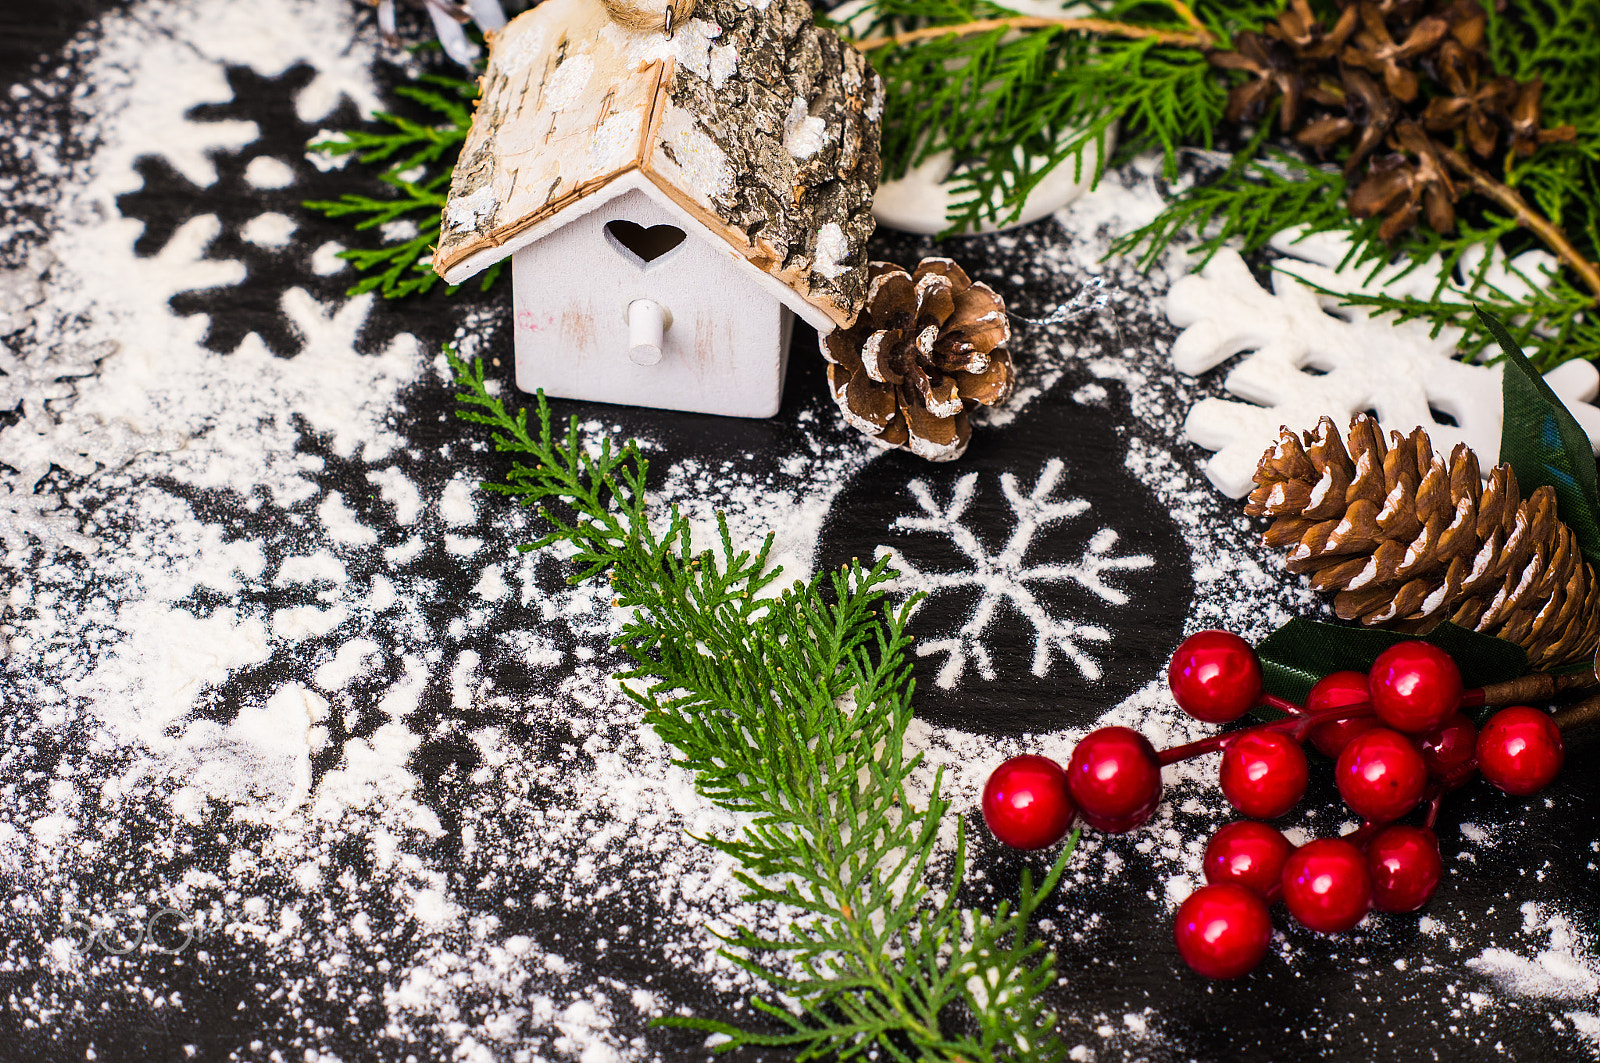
[
  {"xmin": 1486, "ymin": 306, "xmax": 1600, "ymax": 567},
  {"xmin": 1255, "ymin": 617, "xmax": 1527, "ymax": 708}
]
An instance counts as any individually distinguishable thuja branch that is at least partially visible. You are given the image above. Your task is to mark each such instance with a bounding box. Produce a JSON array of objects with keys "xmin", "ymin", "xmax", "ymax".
[
  {"xmin": 448, "ymin": 350, "xmax": 1078, "ymax": 1062},
  {"xmin": 843, "ymin": 0, "xmax": 1599, "ymax": 356},
  {"xmin": 304, "ymin": 70, "xmax": 493, "ymax": 299},
  {"xmin": 853, "ymin": 15, "xmax": 1211, "ymax": 51}
]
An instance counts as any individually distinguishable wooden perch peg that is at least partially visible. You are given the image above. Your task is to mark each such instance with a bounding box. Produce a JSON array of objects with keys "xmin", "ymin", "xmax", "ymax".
[{"xmin": 628, "ymin": 299, "xmax": 668, "ymax": 366}]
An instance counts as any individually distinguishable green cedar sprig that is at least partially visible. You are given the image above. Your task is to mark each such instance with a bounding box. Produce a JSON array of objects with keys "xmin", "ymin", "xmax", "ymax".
[
  {"xmin": 837, "ymin": 0, "xmax": 1235, "ymax": 235},
  {"xmin": 304, "ymin": 74, "xmax": 499, "ymax": 298},
  {"xmin": 843, "ymin": 0, "xmax": 1600, "ymax": 366},
  {"xmin": 1114, "ymin": 132, "xmax": 1600, "ymax": 368},
  {"xmin": 448, "ymin": 348, "xmax": 1079, "ymax": 1062},
  {"xmin": 1108, "ymin": 110, "xmax": 1348, "ymax": 271}
]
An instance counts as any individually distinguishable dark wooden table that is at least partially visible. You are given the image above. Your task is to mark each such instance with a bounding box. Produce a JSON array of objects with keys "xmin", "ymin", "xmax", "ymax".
[{"xmin": 0, "ymin": 4, "xmax": 1596, "ymax": 1062}]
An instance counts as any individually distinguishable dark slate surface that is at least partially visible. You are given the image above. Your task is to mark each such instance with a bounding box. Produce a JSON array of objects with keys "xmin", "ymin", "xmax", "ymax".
[{"xmin": 0, "ymin": 5, "xmax": 1596, "ymax": 1063}]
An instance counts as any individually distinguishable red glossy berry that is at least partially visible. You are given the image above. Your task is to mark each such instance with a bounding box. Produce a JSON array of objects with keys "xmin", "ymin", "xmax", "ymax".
[
  {"xmin": 1306, "ymin": 670, "xmax": 1378, "ymax": 758},
  {"xmin": 1173, "ymin": 884, "xmax": 1272, "ymax": 979},
  {"xmin": 1281, "ymin": 838, "xmax": 1373, "ymax": 933},
  {"xmin": 1168, "ymin": 630, "xmax": 1263, "ymax": 723},
  {"xmin": 981, "ymin": 755, "xmax": 1076, "ymax": 850},
  {"xmin": 1476, "ymin": 706, "xmax": 1564, "ymax": 796},
  {"xmin": 1204, "ymin": 820, "xmax": 1294, "ymax": 902},
  {"xmin": 1065, "ymin": 727, "xmax": 1163, "ymax": 833},
  {"xmin": 1367, "ymin": 825, "xmax": 1442, "ymax": 913},
  {"xmin": 1368, "ymin": 642, "xmax": 1463, "ymax": 734},
  {"xmin": 1335, "ymin": 728, "xmax": 1428, "ymax": 823},
  {"xmin": 1417, "ymin": 713, "xmax": 1478, "ymax": 787},
  {"xmin": 1219, "ymin": 731, "xmax": 1308, "ymax": 819}
]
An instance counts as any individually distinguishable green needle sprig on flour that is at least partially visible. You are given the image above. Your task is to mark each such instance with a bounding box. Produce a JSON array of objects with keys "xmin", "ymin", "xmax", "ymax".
[
  {"xmin": 305, "ymin": 71, "xmax": 497, "ymax": 298},
  {"xmin": 841, "ymin": 0, "xmax": 1600, "ymax": 366},
  {"xmin": 448, "ymin": 349, "xmax": 1078, "ymax": 1062}
]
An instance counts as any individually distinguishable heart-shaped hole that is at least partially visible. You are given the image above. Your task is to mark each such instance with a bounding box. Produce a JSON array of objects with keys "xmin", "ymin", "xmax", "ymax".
[{"xmin": 604, "ymin": 220, "xmax": 686, "ymax": 266}]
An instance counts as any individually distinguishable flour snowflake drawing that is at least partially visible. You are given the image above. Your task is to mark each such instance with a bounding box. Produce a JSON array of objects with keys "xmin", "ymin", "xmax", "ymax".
[{"xmin": 881, "ymin": 459, "xmax": 1155, "ymax": 690}]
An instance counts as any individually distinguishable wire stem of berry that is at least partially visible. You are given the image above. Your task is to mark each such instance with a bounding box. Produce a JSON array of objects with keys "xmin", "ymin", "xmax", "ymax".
[
  {"xmin": 1342, "ymin": 819, "xmax": 1382, "ymax": 850},
  {"xmin": 1421, "ymin": 791, "xmax": 1444, "ymax": 831},
  {"xmin": 1466, "ymin": 669, "xmax": 1600, "ymax": 711},
  {"xmin": 1156, "ymin": 701, "xmax": 1375, "ymax": 766},
  {"xmin": 1433, "ymin": 755, "xmax": 1478, "ymax": 797},
  {"xmin": 1263, "ymin": 693, "xmax": 1306, "ymax": 716},
  {"xmin": 1552, "ymin": 692, "xmax": 1600, "ymax": 735}
]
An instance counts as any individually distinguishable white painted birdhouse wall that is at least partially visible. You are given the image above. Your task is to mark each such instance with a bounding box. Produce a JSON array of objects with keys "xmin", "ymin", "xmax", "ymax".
[{"xmin": 511, "ymin": 188, "xmax": 792, "ymax": 418}]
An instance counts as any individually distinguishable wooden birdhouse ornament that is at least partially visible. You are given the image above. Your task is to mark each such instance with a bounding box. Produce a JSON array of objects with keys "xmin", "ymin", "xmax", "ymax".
[{"xmin": 434, "ymin": 0, "xmax": 884, "ymax": 418}]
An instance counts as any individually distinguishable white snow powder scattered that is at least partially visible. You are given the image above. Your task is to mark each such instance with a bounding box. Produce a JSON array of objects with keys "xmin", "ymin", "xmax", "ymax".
[
  {"xmin": 241, "ymin": 210, "xmax": 297, "ymax": 248},
  {"xmin": 782, "ymin": 96, "xmax": 826, "ymax": 160},
  {"xmin": 243, "ymin": 154, "xmax": 296, "ymax": 188},
  {"xmin": 0, "ymin": 4, "xmax": 1591, "ymax": 1060},
  {"xmin": 813, "ymin": 221, "xmax": 849, "ymax": 280}
]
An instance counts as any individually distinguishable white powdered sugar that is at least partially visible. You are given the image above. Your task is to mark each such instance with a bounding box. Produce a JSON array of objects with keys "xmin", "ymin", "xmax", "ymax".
[{"xmin": 0, "ymin": 2, "xmax": 1595, "ymax": 1060}]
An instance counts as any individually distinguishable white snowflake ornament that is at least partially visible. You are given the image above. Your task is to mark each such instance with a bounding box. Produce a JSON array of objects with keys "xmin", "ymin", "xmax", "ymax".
[
  {"xmin": 1166, "ymin": 230, "xmax": 1600, "ymax": 498},
  {"xmin": 0, "ymin": 247, "xmax": 52, "ymax": 336},
  {"xmin": 0, "ymin": 463, "xmax": 95, "ymax": 556},
  {"xmin": 0, "ymin": 407, "xmax": 184, "ymax": 479},
  {"xmin": 0, "ymin": 338, "xmax": 114, "ymax": 416},
  {"xmin": 881, "ymin": 459, "xmax": 1154, "ymax": 689}
]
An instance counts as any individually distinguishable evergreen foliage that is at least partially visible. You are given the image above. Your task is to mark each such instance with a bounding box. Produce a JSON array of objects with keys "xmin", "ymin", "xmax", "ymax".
[
  {"xmin": 1109, "ymin": 119, "xmax": 1349, "ymax": 270},
  {"xmin": 305, "ymin": 73, "xmax": 497, "ymax": 298},
  {"xmin": 837, "ymin": 0, "xmax": 1235, "ymax": 234},
  {"xmin": 844, "ymin": 0, "xmax": 1600, "ymax": 366},
  {"xmin": 448, "ymin": 349, "xmax": 1079, "ymax": 1062}
]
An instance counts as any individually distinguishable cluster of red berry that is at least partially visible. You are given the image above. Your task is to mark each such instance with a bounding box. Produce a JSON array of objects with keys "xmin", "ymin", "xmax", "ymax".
[{"xmin": 981, "ymin": 630, "xmax": 1568, "ymax": 980}]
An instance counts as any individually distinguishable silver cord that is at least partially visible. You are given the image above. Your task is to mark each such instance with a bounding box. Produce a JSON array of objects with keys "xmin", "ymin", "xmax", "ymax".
[
  {"xmin": 1007, "ymin": 276, "xmax": 1126, "ymax": 352},
  {"xmin": 1007, "ymin": 275, "xmax": 1113, "ymax": 326}
]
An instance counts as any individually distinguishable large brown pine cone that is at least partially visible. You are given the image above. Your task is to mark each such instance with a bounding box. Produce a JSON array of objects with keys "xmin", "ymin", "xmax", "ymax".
[
  {"xmin": 823, "ymin": 258, "xmax": 1013, "ymax": 461},
  {"xmin": 1247, "ymin": 414, "xmax": 1600, "ymax": 668}
]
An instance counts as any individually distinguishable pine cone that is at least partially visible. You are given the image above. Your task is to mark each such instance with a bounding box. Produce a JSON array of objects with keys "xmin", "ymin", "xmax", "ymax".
[
  {"xmin": 823, "ymin": 258, "xmax": 1013, "ymax": 461},
  {"xmin": 1246, "ymin": 415, "xmax": 1600, "ymax": 669},
  {"xmin": 1211, "ymin": 0, "xmax": 1576, "ymax": 244}
]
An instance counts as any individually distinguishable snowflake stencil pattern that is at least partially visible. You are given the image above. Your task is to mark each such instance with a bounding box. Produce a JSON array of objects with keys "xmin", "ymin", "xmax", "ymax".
[{"xmin": 882, "ymin": 459, "xmax": 1154, "ymax": 689}]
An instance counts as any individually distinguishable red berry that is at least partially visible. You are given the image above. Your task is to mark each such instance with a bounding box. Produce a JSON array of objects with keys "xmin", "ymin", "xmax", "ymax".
[
  {"xmin": 1219, "ymin": 731, "xmax": 1308, "ymax": 819},
  {"xmin": 1306, "ymin": 670, "xmax": 1378, "ymax": 758},
  {"xmin": 981, "ymin": 755, "xmax": 1076, "ymax": 850},
  {"xmin": 1281, "ymin": 838, "xmax": 1373, "ymax": 933},
  {"xmin": 1173, "ymin": 884, "xmax": 1272, "ymax": 979},
  {"xmin": 1368, "ymin": 642, "xmax": 1462, "ymax": 734},
  {"xmin": 1335, "ymin": 728, "xmax": 1428, "ymax": 823},
  {"xmin": 1065, "ymin": 727, "xmax": 1163, "ymax": 833},
  {"xmin": 1367, "ymin": 825, "xmax": 1442, "ymax": 913},
  {"xmin": 1168, "ymin": 630, "xmax": 1263, "ymax": 723},
  {"xmin": 1417, "ymin": 713, "xmax": 1477, "ymax": 787},
  {"xmin": 1476, "ymin": 706, "xmax": 1564, "ymax": 796},
  {"xmin": 1204, "ymin": 820, "xmax": 1294, "ymax": 902}
]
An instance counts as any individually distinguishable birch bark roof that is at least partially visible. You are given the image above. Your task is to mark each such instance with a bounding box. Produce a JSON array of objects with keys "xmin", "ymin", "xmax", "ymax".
[{"xmin": 433, "ymin": 0, "xmax": 883, "ymax": 331}]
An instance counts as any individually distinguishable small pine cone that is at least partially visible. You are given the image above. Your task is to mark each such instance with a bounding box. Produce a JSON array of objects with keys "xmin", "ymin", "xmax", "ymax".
[
  {"xmin": 1247, "ymin": 414, "xmax": 1600, "ymax": 669},
  {"xmin": 823, "ymin": 258, "xmax": 1013, "ymax": 462}
]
